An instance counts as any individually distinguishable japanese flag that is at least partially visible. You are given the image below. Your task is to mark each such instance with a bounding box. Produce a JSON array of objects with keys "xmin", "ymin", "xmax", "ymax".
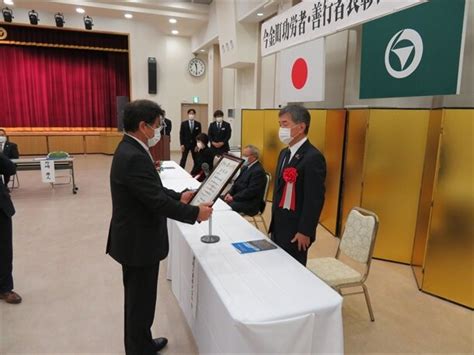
[{"xmin": 279, "ymin": 38, "xmax": 326, "ymax": 103}]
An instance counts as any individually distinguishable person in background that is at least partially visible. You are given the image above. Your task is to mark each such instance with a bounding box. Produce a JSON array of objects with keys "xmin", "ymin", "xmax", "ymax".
[
  {"xmin": 224, "ymin": 145, "xmax": 267, "ymax": 216},
  {"xmin": 0, "ymin": 152, "xmax": 21, "ymax": 304},
  {"xmin": 191, "ymin": 133, "xmax": 214, "ymax": 182},
  {"xmin": 162, "ymin": 111, "xmax": 172, "ymax": 137},
  {"xmin": 269, "ymin": 105, "xmax": 326, "ymax": 266},
  {"xmin": 208, "ymin": 110, "xmax": 231, "ymax": 158},
  {"xmin": 0, "ymin": 129, "xmax": 19, "ymax": 188},
  {"xmin": 179, "ymin": 108, "xmax": 201, "ymax": 168},
  {"xmin": 107, "ymin": 100, "xmax": 213, "ymax": 355}
]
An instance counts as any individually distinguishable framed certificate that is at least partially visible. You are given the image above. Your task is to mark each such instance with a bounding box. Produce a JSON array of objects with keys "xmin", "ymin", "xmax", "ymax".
[{"xmin": 189, "ymin": 154, "xmax": 244, "ymax": 206}]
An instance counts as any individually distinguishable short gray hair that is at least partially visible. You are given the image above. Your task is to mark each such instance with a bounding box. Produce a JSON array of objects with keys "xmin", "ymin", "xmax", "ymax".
[
  {"xmin": 244, "ymin": 145, "xmax": 260, "ymax": 160},
  {"xmin": 279, "ymin": 104, "xmax": 311, "ymax": 134}
]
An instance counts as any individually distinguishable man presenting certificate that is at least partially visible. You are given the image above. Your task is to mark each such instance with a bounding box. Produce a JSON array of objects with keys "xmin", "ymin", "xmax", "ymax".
[{"xmin": 107, "ymin": 100, "xmax": 212, "ymax": 355}]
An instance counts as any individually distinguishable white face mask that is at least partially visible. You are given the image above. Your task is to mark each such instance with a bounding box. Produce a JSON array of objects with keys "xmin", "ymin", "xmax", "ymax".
[
  {"xmin": 278, "ymin": 127, "xmax": 292, "ymax": 145},
  {"xmin": 146, "ymin": 125, "xmax": 161, "ymax": 147},
  {"xmin": 0, "ymin": 136, "xmax": 6, "ymax": 144},
  {"xmin": 242, "ymin": 156, "xmax": 250, "ymax": 166},
  {"xmin": 216, "ymin": 116, "xmax": 223, "ymax": 123},
  {"xmin": 197, "ymin": 141, "xmax": 205, "ymax": 150},
  {"xmin": 188, "ymin": 115, "xmax": 195, "ymax": 120}
]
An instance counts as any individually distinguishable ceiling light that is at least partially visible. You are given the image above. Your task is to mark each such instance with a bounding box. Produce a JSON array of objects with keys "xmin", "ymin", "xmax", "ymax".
[
  {"xmin": 257, "ymin": 12, "xmax": 264, "ymax": 17},
  {"xmin": 171, "ymin": 30, "xmax": 179, "ymax": 35},
  {"xmin": 124, "ymin": 13, "xmax": 133, "ymax": 19},
  {"xmin": 1, "ymin": 7, "xmax": 13, "ymax": 22},
  {"xmin": 83, "ymin": 15, "xmax": 93, "ymax": 30},
  {"xmin": 54, "ymin": 12, "xmax": 65, "ymax": 27},
  {"xmin": 200, "ymin": 49, "xmax": 205, "ymax": 52},
  {"xmin": 76, "ymin": 8, "xmax": 85, "ymax": 14},
  {"xmin": 28, "ymin": 9, "xmax": 39, "ymax": 25},
  {"xmin": 3, "ymin": 0, "xmax": 14, "ymax": 6},
  {"xmin": 169, "ymin": 18, "xmax": 177, "ymax": 24}
]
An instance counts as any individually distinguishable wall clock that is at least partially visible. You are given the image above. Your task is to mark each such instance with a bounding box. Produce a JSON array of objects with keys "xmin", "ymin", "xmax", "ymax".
[{"xmin": 188, "ymin": 57, "xmax": 206, "ymax": 77}]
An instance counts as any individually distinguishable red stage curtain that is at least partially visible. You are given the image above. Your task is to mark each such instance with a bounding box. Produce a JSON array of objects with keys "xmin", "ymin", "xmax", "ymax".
[{"xmin": 0, "ymin": 45, "xmax": 129, "ymax": 128}]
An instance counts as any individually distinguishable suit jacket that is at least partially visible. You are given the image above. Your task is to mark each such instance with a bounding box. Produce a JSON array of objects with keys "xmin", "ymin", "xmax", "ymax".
[
  {"xmin": 208, "ymin": 121, "xmax": 231, "ymax": 155},
  {"xmin": 1, "ymin": 141, "xmax": 19, "ymax": 160},
  {"xmin": 229, "ymin": 161, "xmax": 266, "ymax": 215},
  {"xmin": 0, "ymin": 153, "xmax": 16, "ymax": 218},
  {"xmin": 190, "ymin": 146, "xmax": 214, "ymax": 178},
  {"xmin": 107, "ymin": 135, "xmax": 199, "ymax": 266},
  {"xmin": 179, "ymin": 120, "xmax": 201, "ymax": 148},
  {"xmin": 164, "ymin": 118, "xmax": 172, "ymax": 137},
  {"xmin": 269, "ymin": 140, "xmax": 326, "ymax": 246}
]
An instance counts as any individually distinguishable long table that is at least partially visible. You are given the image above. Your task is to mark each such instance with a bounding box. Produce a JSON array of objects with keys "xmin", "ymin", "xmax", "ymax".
[
  {"xmin": 160, "ymin": 160, "xmax": 344, "ymax": 354},
  {"xmin": 11, "ymin": 157, "xmax": 78, "ymax": 194}
]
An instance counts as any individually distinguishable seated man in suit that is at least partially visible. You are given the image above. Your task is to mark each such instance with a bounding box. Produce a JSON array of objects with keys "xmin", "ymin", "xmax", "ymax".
[
  {"xmin": 0, "ymin": 129, "xmax": 19, "ymax": 188},
  {"xmin": 190, "ymin": 133, "xmax": 214, "ymax": 182},
  {"xmin": 269, "ymin": 105, "xmax": 326, "ymax": 266},
  {"xmin": 224, "ymin": 145, "xmax": 267, "ymax": 216},
  {"xmin": 179, "ymin": 109, "xmax": 201, "ymax": 168},
  {"xmin": 208, "ymin": 110, "xmax": 231, "ymax": 158}
]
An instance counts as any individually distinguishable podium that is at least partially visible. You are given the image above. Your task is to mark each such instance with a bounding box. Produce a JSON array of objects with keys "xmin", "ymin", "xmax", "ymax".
[{"xmin": 150, "ymin": 136, "xmax": 170, "ymax": 161}]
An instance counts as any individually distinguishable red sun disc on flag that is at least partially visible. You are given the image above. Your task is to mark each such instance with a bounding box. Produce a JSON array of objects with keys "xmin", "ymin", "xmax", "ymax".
[{"xmin": 291, "ymin": 58, "xmax": 308, "ymax": 90}]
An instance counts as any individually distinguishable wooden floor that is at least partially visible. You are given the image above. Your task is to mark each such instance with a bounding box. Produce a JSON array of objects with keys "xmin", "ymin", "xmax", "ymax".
[{"xmin": 1, "ymin": 154, "xmax": 472, "ymax": 354}]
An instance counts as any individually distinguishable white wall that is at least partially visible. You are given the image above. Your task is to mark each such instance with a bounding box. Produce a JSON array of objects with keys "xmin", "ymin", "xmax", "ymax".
[
  {"xmin": 236, "ymin": 0, "xmax": 268, "ymax": 21},
  {"xmin": 9, "ymin": 8, "xmax": 208, "ymax": 150},
  {"xmin": 191, "ymin": 0, "xmax": 218, "ymax": 52},
  {"xmin": 163, "ymin": 37, "xmax": 209, "ymax": 149}
]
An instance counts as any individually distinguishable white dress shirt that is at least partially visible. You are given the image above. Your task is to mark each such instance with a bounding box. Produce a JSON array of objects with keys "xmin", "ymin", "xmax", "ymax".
[
  {"xmin": 289, "ymin": 137, "xmax": 307, "ymax": 161},
  {"xmin": 125, "ymin": 133, "xmax": 154, "ymax": 162}
]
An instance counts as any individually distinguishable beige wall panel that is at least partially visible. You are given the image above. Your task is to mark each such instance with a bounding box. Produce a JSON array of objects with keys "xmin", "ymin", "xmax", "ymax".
[
  {"xmin": 84, "ymin": 136, "xmax": 103, "ymax": 154},
  {"xmin": 340, "ymin": 110, "xmax": 369, "ymax": 234},
  {"xmin": 411, "ymin": 110, "xmax": 443, "ymax": 287},
  {"xmin": 362, "ymin": 109, "xmax": 430, "ymax": 264},
  {"xmin": 103, "ymin": 134, "xmax": 123, "ymax": 155},
  {"xmin": 8, "ymin": 135, "xmax": 48, "ymax": 155},
  {"xmin": 422, "ymin": 109, "xmax": 473, "ymax": 308},
  {"xmin": 48, "ymin": 136, "xmax": 85, "ymax": 154}
]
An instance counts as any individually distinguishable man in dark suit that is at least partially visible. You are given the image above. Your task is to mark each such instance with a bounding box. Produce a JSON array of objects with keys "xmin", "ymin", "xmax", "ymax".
[
  {"xmin": 107, "ymin": 100, "xmax": 213, "ymax": 355},
  {"xmin": 162, "ymin": 111, "xmax": 172, "ymax": 137},
  {"xmin": 269, "ymin": 105, "xmax": 326, "ymax": 266},
  {"xmin": 0, "ymin": 152, "xmax": 22, "ymax": 304},
  {"xmin": 0, "ymin": 129, "xmax": 20, "ymax": 187},
  {"xmin": 224, "ymin": 145, "xmax": 267, "ymax": 216},
  {"xmin": 179, "ymin": 108, "xmax": 201, "ymax": 168},
  {"xmin": 208, "ymin": 110, "xmax": 231, "ymax": 157}
]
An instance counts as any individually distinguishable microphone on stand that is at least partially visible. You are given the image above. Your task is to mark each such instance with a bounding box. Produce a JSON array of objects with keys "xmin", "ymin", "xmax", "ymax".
[
  {"xmin": 198, "ymin": 162, "xmax": 219, "ymax": 244},
  {"xmin": 201, "ymin": 162, "xmax": 210, "ymax": 180}
]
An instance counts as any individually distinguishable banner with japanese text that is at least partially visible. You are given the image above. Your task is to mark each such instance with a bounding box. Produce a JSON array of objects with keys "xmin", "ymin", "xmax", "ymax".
[{"xmin": 261, "ymin": 0, "xmax": 425, "ymax": 56}]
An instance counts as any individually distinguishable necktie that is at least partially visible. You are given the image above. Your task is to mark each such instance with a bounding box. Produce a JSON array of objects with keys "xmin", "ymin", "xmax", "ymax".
[
  {"xmin": 218, "ymin": 123, "xmax": 221, "ymax": 130},
  {"xmin": 190, "ymin": 120, "xmax": 194, "ymax": 131},
  {"xmin": 280, "ymin": 149, "xmax": 291, "ymax": 176}
]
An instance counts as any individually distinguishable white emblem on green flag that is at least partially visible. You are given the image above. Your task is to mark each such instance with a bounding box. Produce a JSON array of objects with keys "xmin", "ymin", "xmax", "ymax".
[{"xmin": 360, "ymin": 0, "xmax": 467, "ymax": 99}]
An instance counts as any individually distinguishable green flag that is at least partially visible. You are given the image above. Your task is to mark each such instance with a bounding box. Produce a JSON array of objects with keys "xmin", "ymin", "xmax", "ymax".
[{"xmin": 360, "ymin": 0, "xmax": 467, "ymax": 99}]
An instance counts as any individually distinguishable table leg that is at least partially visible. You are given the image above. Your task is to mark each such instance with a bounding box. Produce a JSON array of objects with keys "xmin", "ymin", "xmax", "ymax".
[{"xmin": 71, "ymin": 162, "xmax": 79, "ymax": 194}]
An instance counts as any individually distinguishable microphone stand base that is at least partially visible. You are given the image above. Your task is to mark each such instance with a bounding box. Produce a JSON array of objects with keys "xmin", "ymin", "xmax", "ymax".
[{"xmin": 200, "ymin": 235, "xmax": 220, "ymax": 244}]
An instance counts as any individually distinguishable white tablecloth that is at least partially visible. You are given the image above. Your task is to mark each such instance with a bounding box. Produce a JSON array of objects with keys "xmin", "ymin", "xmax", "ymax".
[{"xmin": 161, "ymin": 161, "xmax": 344, "ymax": 354}]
